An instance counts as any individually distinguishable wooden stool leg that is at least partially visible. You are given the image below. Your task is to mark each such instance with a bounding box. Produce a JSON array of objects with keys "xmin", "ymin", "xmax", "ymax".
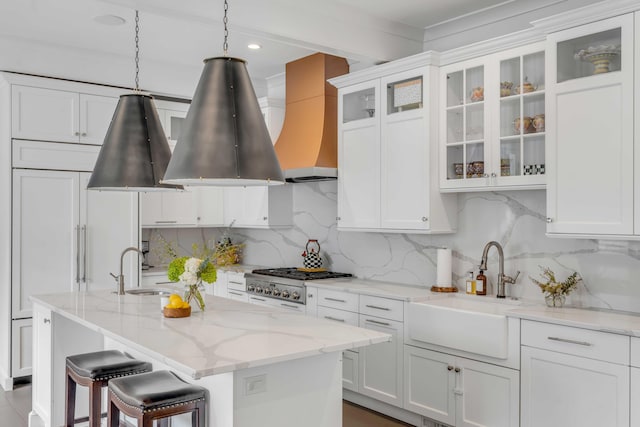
[
  {"xmin": 107, "ymin": 393, "xmax": 120, "ymax": 427},
  {"xmin": 65, "ymin": 368, "xmax": 76, "ymax": 427},
  {"xmin": 88, "ymin": 381, "xmax": 102, "ymax": 427}
]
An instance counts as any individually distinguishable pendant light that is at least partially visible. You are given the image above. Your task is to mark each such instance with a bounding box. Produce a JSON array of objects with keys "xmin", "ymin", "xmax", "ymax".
[
  {"xmin": 161, "ymin": 0, "xmax": 284, "ymax": 186},
  {"xmin": 87, "ymin": 11, "xmax": 182, "ymax": 192}
]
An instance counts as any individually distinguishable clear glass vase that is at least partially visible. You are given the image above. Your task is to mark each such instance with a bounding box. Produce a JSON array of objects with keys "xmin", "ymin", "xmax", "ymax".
[
  {"xmin": 184, "ymin": 281, "xmax": 206, "ymax": 311},
  {"xmin": 544, "ymin": 293, "xmax": 566, "ymax": 308}
]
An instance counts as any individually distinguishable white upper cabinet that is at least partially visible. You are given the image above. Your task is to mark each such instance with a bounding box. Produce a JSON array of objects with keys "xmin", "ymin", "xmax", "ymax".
[
  {"xmin": 12, "ymin": 85, "xmax": 118, "ymax": 144},
  {"xmin": 545, "ymin": 14, "xmax": 634, "ymax": 236},
  {"xmin": 223, "ymin": 185, "xmax": 292, "ymax": 229},
  {"xmin": 333, "ymin": 55, "xmax": 457, "ymax": 233},
  {"xmin": 440, "ymin": 42, "xmax": 546, "ymax": 192}
]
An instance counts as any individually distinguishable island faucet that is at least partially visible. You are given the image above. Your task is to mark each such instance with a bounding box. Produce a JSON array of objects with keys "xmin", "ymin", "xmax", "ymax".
[
  {"xmin": 479, "ymin": 241, "xmax": 520, "ymax": 298},
  {"xmin": 110, "ymin": 247, "xmax": 143, "ymax": 295}
]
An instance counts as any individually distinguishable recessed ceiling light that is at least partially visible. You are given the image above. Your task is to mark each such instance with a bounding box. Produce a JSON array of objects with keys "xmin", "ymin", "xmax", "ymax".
[
  {"xmin": 94, "ymin": 15, "xmax": 127, "ymax": 26},
  {"xmin": 247, "ymin": 44, "xmax": 261, "ymax": 50}
]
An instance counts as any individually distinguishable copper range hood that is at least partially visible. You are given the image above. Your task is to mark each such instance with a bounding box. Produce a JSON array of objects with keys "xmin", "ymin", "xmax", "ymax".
[{"xmin": 274, "ymin": 53, "xmax": 349, "ymax": 182}]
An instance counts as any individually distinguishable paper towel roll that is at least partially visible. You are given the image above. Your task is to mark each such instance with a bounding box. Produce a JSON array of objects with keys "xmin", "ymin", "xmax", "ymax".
[{"xmin": 436, "ymin": 248, "xmax": 452, "ymax": 286}]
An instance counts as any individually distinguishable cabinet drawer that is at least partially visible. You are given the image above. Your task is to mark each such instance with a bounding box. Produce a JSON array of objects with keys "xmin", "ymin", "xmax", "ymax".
[
  {"xmin": 317, "ymin": 289, "xmax": 359, "ymax": 312},
  {"xmin": 631, "ymin": 337, "xmax": 640, "ymax": 368},
  {"xmin": 226, "ymin": 272, "xmax": 246, "ymax": 291},
  {"xmin": 359, "ymin": 295, "xmax": 403, "ymax": 321},
  {"xmin": 522, "ymin": 320, "xmax": 629, "ymax": 365},
  {"xmin": 317, "ymin": 306, "xmax": 359, "ymax": 326},
  {"xmin": 13, "ymin": 139, "xmax": 99, "ymax": 171}
]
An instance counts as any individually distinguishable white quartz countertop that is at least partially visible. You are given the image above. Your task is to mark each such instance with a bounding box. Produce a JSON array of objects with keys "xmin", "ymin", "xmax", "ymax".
[
  {"xmin": 142, "ymin": 264, "xmax": 263, "ymax": 276},
  {"xmin": 306, "ymin": 277, "xmax": 431, "ymax": 301},
  {"xmin": 31, "ymin": 291, "xmax": 390, "ymax": 379},
  {"xmin": 508, "ymin": 305, "xmax": 640, "ymax": 337}
]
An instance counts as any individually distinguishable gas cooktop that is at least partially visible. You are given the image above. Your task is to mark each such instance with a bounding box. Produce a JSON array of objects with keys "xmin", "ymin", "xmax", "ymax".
[{"xmin": 251, "ymin": 268, "xmax": 352, "ymax": 281}]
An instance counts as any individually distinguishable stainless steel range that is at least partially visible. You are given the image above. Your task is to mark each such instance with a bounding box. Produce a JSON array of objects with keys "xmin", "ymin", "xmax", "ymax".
[{"xmin": 246, "ymin": 268, "xmax": 352, "ymax": 306}]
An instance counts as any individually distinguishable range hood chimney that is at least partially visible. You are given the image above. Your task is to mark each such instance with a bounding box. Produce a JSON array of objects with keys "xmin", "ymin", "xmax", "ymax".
[{"xmin": 274, "ymin": 53, "xmax": 349, "ymax": 182}]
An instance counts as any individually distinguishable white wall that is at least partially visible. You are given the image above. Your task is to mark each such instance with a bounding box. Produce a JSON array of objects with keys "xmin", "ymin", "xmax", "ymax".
[{"xmin": 146, "ymin": 182, "xmax": 640, "ymax": 314}]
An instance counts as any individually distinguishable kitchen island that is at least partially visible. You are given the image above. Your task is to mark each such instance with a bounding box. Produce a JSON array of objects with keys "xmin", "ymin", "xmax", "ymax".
[{"xmin": 28, "ymin": 291, "xmax": 390, "ymax": 427}]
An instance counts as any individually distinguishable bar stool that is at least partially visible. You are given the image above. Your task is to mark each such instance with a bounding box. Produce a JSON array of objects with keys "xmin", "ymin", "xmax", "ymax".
[
  {"xmin": 65, "ymin": 350, "xmax": 152, "ymax": 427},
  {"xmin": 107, "ymin": 370, "xmax": 207, "ymax": 427}
]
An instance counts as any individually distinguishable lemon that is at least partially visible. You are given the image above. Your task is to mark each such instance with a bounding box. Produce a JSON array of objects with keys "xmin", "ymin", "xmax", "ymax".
[
  {"xmin": 181, "ymin": 301, "xmax": 190, "ymax": 309},
  {"xmin": 169, "ymin": 294, "xmax": 183, "ymax": 304}
]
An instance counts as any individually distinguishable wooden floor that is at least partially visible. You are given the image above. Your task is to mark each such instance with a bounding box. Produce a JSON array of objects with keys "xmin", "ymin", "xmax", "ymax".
[{"xmin": 343, "ymin": 401, "xmax": 413, "ymax": 427}]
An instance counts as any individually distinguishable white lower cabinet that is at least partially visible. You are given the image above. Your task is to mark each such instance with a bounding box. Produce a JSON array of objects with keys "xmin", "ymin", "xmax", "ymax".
[
  {"xmin": 342, "ymin": 350, "xmax": 359, "ymax": 393},
  {"xmin": 404, "ymin": 346, "xmax": 519, "ymax": 427},
  {"xmin": 359, "ymin": 315, "xmax": 404, "ymax": 406},
  {"xmin": 631, "ymin": 368, "xmax": 640, "ymax": 426},
  {"xmin": 521, "ymin": 320, "xmax": 630, "ymax": 427},
  {"xmin": 31, "ymin": 305, "xmax": 52, "ymax": 426}
]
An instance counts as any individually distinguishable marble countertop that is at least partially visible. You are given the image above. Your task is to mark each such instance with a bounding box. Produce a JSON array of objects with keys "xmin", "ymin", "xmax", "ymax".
[
  {"xmin": 31, "ymin": 291, "xmax": 390, "ymax": 379},
  {"xmin": 508, "ymin": 305, "xmax": 640, "ymax": 337},
  {"xmin": 306, "ymin": 277, "xmax": 431, "ymax": 301},
  {"xmin": 142, "ymin": 264, "xmax": 263, "ymax": 276}
]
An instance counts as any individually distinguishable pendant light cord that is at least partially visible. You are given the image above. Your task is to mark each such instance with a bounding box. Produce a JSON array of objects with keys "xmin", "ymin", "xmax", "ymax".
[
  {"xmin": 223, "ymin": 0, "xmax": 229, "ymax": 56},
  {"xmin": 135, "ymin": 10, "xmax": 140, "ymax": 91}
]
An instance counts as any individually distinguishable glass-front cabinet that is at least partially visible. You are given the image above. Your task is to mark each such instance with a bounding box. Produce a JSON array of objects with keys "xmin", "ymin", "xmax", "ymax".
[
  {"xmin": 546, "ymin": 13, "xmax": 634, "ymax": 236},
  {"xmin": 440, "ymin": 42, "xmax": 546, "ymax": 191},
  {"xmin": 335, "ymin": 59, "xmax": 457, "ymax": 233}
]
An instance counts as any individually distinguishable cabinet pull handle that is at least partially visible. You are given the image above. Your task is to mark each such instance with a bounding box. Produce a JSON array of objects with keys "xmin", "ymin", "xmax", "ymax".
[
  {"xmin": 281, "ymin": 303, "xmax": 299, "ymax": 309},
  {"xmin": 547, "ymin": 336, "xmax": 592, "ymax": 347},
  {"xmin": 325, "ymin": 297, "xmax": 347, "ymax": 303},
  {"xmin": 365, "ymin": 319, "xmax": 390, "ymax": 327},
  {"xmin": 228, "ymin": 281, "xmax": 244, "ymax": 285},
  {"xmin": 155, "ymin": 220, "xmax": 177, "ymax": 224},
  {"xmin": 228, "ymin": 291, "xmax": 244, "ymax": 296},
  {"xmin": 155, "ymin": 281, "xmax": 174, "ymax": 285},
  {"xmin": 75, "ymin": 225, "xmax": 80, "ymax": 285},
  {"xmin": 250, "ymin": 296, "xmax": 266, "ymax": 302},
  {"xmin": 43, "ymin": 318, "xmax": 51, "ymax": 324},
  {"xmin": 82, "ymin": 225, "xmax": 87, "ymax": 283},
  {"xmin": 365, "ymin": 304, "xmax": 390, "ymax": 311},
  {"xmin": 324, "ymin": 316, "xmax": 345, "ymax": 322}
]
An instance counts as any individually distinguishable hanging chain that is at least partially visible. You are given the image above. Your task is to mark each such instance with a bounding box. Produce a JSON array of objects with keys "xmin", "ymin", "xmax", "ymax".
[
  {"xmin": 223, "ymin": 0, "xmax": 229, "ymax": 56},
  {"xmin": 134, "ymin": 10, "xmax": 140, "ymax": 91}
]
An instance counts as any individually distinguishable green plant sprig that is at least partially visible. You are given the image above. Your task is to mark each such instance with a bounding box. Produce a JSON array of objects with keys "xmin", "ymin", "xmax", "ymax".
[{"xmin": 530, "ymin": 266, "xmax": 581, "ymax": 296}]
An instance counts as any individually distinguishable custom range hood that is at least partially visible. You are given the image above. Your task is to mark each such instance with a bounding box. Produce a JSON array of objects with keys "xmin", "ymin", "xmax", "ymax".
[{"xmin": 274, "ymin": 53, "xmax": 349, "ymax": 182}]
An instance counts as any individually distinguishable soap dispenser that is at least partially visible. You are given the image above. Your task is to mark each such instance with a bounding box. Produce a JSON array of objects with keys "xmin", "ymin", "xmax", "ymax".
[
  {"xmin": 465, "ymin": 271, "xmax": 476, "ymax": 295},
  {"xmin": 476, "ymin": 268, "xmax": 487, "ymax": 296}
]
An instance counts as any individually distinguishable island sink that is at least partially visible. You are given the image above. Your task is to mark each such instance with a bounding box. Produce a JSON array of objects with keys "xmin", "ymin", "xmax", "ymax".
[
  {"xmin": 125, "ymin": 288, "xmax": 174, "ymax": 296},
  {"xmin": 407, "ymin": 295, "xmax": 521, "ymax": 359}
]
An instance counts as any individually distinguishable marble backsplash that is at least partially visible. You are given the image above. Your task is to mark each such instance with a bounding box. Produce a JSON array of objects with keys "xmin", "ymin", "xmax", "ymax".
[{"xmin": 144, "ymin": 181, "xmax": 640, "ymax": 313}]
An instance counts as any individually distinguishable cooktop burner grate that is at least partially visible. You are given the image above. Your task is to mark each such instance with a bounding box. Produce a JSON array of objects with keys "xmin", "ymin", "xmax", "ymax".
[{"xmin": 251, "ymin": 268, "xmax": 352, "ymax": 281}]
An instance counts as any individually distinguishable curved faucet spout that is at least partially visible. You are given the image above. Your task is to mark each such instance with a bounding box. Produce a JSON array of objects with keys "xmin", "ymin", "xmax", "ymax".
[
  {"xmin": 479, "ymin": 241, "xmax": 519, "ymax": 299},
  {"xmin": 113, "ymin": 247, "xmax": 143, "ymax": 295}
]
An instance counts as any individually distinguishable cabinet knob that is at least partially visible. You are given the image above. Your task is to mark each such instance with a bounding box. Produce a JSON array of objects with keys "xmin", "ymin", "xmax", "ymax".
[
  {"xmin": 454, "ymin": 367, "xmax": 461, "ymax": 373},
  {"xmin": 447, "ymin": 365, "xmax": 454, "ymax": 371},
  {"xmin": 263, "ymin": 216, "xmax": 268, "ymax": 221},
  {"xmin": 491, "ymin": 172, "xmax": 497, "ymax": 178},
  {"xmin": 74, "ymin": 131, "xmax": 80, "ymax": 136},
  {"xmin": 483, "ymin": 173, "xmax": 489, "ymax": 178},
  {"xmin": 308, "ymin": 293, "xmax": 314, "ymax": 298},
  {"xmin": 197, "ymin": 216, "xmax": 201, "ymax": 221},
  {"xmin": 81, "ymin": 132, "xmax": 87, "ymax": 137},
  {"xmin": 546, "ymin": 217, "xmax": 553, "ymax": 223},
  {"xmin": 336, "ymin": 216, "xmax": 341, "ymax": 221},
  {"xmin": 43, "ymin": 318, "xmax": 51, "ymax": 324},
  {"xmin": 421, "ymin": 217, "xmax": 428, "ymax": 222}
]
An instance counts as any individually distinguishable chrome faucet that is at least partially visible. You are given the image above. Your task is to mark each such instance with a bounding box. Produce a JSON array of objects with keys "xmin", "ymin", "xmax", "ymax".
[
  {"xmin": 479, "ymin": 241, "xmax": 520, "ymax": 298},
  {"xmin": 110, "ymin": 247, "xmax": 143, "ymax": 295}
]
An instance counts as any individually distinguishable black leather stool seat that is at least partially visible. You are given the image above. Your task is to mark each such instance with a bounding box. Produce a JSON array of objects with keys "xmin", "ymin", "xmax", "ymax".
[
  {"xmin": 66, "ymin": 350, "xmax": 152, "ymax": 381},
  {"xmin": 109, "ymin": 370, "xmax": 206, "ymax": 413}
]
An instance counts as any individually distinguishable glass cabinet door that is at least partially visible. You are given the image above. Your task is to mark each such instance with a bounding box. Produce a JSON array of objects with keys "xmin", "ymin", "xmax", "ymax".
[
  {"xmin": 556, "ymin": 28, "xmax": 621, "ymax": 83},
  {"xmin": 498, "ymin": 51, "xmax": 545, "ymax": 179},
  {"xmin": 385, "ymin": 76, "xmax": 423, "ymax": 115},
  {"xmin": 342, "ymin": 86, "xmax": 377, "ymax": 123},
  {"xmin": 444, "ymin": 65, "xmax": 485, "ymax": 182}
]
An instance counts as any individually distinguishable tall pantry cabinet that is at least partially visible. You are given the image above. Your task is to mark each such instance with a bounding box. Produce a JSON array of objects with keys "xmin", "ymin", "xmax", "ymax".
[{"xmin": 0, "ymin": 73, "xmax": 139, "ymax": 390}]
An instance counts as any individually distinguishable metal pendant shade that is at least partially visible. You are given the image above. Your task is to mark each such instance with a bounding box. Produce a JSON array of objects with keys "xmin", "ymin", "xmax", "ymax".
[
  {"xmin": 87, "ymin": 94, "xmax": 183, "ymax": 191},
  {"xmin": 161, "ymin": 57, "xmax": 285, "ymax": 186}
]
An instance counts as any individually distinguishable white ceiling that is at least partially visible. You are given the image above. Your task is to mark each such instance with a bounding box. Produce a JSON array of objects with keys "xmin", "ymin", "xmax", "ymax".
[{"xmin": 0, "ymin": 0, "xmax": 600, "ymax": 97}]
